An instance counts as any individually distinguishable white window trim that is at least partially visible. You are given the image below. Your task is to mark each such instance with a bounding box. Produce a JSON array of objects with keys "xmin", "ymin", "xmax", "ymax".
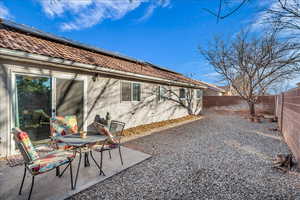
[
  {"xmin": 157, "ymin": 85, "xmax": 168, "ymax": 102},
  {"xmin": 120, "ymin": 81, "xmax": 141, "ymax": 102}
]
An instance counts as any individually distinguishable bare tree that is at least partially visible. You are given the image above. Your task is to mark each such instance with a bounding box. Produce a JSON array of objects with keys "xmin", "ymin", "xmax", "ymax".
[
  {"xmin": 267, "ymin": 0, "xmax": 300, "ymax": 35},
  {"xmin": 200, "ymin": 30, "xmax": 300, "ymax": 116},
  {"xmin": 203, "ymin": 0, "xmax": 250, "ymax": 21},
  {"xmin": 268, "ymin": 79, "xmax": 292, "ymax": 94}
]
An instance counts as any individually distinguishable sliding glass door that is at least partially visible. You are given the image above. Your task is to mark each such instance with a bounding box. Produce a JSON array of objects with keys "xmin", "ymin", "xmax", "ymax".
[
  {"xmin": 14, "ymin": 74, "xmax": 85, "ymax": 142},
  {"xmin": 55, "ymin": 78, "xmax": 84, "ymax": 131},
  {"xmin": 15, "ymin": 75, "xmax": 52, "ymax": 141}
]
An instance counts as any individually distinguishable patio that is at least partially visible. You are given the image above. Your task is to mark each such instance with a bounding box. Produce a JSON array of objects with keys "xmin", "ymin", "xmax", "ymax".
[
  {"xmin": 1, "ymin": 112, "xmax": 300, "ymax": 200},
  {"xmin": 0, "ymin": 147, "xmax": 151, "ymax": 200}
]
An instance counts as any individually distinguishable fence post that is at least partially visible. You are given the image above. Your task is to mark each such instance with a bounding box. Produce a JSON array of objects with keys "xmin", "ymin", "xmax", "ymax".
[{"xmin": 280, "ymin": 93, "xmax": 284, "ymax": 133}]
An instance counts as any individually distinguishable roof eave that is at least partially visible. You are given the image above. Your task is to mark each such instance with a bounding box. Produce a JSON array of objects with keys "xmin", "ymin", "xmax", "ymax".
[{"xmin": 0, "ymin": 47, "xmax": 207, "ymax": 89}]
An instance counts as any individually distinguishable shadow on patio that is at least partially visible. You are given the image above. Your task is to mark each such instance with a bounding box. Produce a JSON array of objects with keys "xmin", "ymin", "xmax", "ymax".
[{"xmin": 0, "ymin": 147, "xmax": 151, "ymax": 200}]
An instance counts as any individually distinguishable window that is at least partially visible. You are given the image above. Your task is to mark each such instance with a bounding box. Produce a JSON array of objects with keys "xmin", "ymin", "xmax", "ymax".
[
  {"xmin": 179, "ymin": 88, "xmax": 186, "ymax": 99},
  {"xmin": 121, "ymin": 81, "xmax": 141, "ymax": 101},
  {"xmin": 121, "ymin": 82, "xmax": 132, "ymax": 101},
  {"xmin": 132, "ymin": 83, "xmax": 141, "ymax": 101},
  {"xmin": 196, "ymin": 89, "xmax": 203, "ymax": 99},
  {"xmin": 158, "ymin": 86, "xmax": 168, "ymax": 101}
]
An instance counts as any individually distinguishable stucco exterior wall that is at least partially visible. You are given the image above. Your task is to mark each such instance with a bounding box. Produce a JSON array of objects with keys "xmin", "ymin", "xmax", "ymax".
[
  {"xmin": 86, "ymin": 76, "xmax": 202, "ymax": 129},
  {"xmin": 0, "ymin": 59, "xmax": 203, "ymax": 156}
]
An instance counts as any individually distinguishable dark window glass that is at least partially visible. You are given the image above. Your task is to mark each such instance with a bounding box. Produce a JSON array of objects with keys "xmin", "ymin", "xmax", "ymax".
[
  {"xmin": 179, "ymin": 88, "xmax": 186, "ymax": 99},
  {"xmin": 158, "ymin": 86, "xmax": 168, "ymax": 101},
  {"xmin": 132, "ymin": 83, "xmax": 141, "ymax": 101},
  {"xmin": 15, "ymin": 75, "xmax": 51, "ymax": 142},
  {"xmin": 121, "ymin": 82, "xmax": 131, "ymax": 101}
]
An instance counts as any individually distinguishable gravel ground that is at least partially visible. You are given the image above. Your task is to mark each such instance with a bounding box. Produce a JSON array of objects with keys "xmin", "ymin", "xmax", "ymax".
[{"xmin": 70, "ymin": 112, "xmax": 300, "ymax": 200}]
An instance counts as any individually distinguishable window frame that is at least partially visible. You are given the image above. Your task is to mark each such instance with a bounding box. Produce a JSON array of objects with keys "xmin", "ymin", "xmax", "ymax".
[
  {"xmin": 132, "ymin": 82, "xmax": 141, "ymax": 101},
  {"xmin": 179, "ymin": 88, "xmax": 187, "ymax": 99},
  {"xmin": 120, "ymin": 81, "xmax": 141, "ymax": 102},
  {"xmin": 196, "ymin": 89, "xmax": 203, "ymax": 99},
  {"xmin": 157, "ymin": 85, "xmax": 169, "ymax": 102}
]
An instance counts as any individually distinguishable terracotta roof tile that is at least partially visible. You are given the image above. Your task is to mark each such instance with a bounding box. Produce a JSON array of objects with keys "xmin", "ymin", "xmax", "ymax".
[{"xmin": 0, "ymin": 24, "xmax": 203, "ymax": 87}]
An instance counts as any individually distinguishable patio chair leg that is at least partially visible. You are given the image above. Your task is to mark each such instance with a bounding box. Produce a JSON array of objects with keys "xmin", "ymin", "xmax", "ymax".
[
  {"xmin": 119, "ymin": 146, "xmax": 124, "ymax": 166},
  {"xmin": 108, "ymin": 150, "xmax": 112, "ymax": 159},
  {"xmin": 90, "ymin": 151, "xmax": 105, "ymax": 176},
  {"xmin": 69, "ymin": 161, "xmax": 74, "ymax": 190},
  {"xmin": 28, "ymin": 176, "xmax": 35, "ymax": 200},
  {"xmin": 19, "ymin": 167, "xmax": 27, "ymax": 195},
  {"xmin": 100, "ymin": 150, "xmax": 105, "ymax": 176},
  {"xmin": 58, "ymin": 162, "xmax": 71, "ymax": 178},
  {"xmin": 74, "ymin": 151, "xmax": 82, "ymax": 189}
]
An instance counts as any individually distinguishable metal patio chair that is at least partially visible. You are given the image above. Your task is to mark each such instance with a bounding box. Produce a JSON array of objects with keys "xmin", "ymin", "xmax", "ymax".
[
  {"xmin": 12, "ymin": 128, "xmax": 75, "ymax": 200},
  {"xmin": 93, "ymin": 120, "xmax": 126, "ymax": 170}
]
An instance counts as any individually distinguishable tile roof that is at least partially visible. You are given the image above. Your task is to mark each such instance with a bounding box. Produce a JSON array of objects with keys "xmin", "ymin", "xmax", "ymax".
[
  {"xmin": 193, "ymin": 79, "xmax": 225, "ymax": 93},
  {"xmin": 0, "ymin": 20, "xmax": 204, "ymax": 87}
]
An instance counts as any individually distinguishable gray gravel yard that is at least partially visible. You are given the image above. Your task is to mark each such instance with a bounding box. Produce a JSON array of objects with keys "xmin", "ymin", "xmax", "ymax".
[{"xmin": 70, "ymin": 112, "xmax": 300, "ymax": 200}]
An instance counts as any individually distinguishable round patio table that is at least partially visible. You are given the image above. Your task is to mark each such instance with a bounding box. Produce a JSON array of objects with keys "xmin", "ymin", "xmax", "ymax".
[
  {"xmin": 55, "ymin": 134, "xmax": 108, "ymax": 189},
  {"xmin": 55, "ymin": 134, "xmax": 107, "ymax": 147}
]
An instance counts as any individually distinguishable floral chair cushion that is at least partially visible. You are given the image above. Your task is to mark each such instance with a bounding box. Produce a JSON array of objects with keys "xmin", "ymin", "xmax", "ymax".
[
  {"xmin": 64, "ymin": 115, "xmax": 78, "ymax": 133},
  {"xmin": 50, "ymin": 115, "xmax": 78, "ymax": 137},
  {"xmin": 14, "ymin": 129, "xmax": 39, "ymax": 162},
  {"xmin": 28, "ymin": 150, "xmax": 74, "ymax": 175}
]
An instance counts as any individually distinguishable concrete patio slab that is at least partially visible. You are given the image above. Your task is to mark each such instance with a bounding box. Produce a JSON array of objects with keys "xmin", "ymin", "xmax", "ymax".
[{"xmin": 0, "ymin": 147, "xmax": 151, "ymax": 200}]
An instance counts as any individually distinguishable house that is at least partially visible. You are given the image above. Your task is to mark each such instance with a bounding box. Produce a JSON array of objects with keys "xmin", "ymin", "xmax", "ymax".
[
  {"xmin": 0, "ymin": 20, "xmax": 206, "ymax": 157},
  {"xmin": 200, "ymin": 82, "xmax": 225, "ymax": 96}
]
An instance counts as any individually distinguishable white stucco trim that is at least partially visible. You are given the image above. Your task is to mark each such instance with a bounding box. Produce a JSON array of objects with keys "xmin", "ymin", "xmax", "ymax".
[{"xmin": 0, "ymin": 48, "xmax": 207, "ymax": 89}]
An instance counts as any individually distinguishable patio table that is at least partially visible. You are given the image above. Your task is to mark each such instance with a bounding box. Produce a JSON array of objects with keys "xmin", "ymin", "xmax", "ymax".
[{"xmin": 54, "ymin": 134, "xmax": 108, "ymax": 189}]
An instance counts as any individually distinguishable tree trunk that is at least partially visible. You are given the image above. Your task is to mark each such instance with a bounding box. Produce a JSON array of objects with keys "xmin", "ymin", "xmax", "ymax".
[
  {"xmin": 248, "ymin": 102, "xmax": 255, "ymax": 116},
  {"xmin": 187, "ymin": 106, "xmax": 193, "ymax": 115}
]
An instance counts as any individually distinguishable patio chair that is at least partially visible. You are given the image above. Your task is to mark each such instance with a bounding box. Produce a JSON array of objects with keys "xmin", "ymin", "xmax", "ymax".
[
  {"xmin": 50, "ymin": 115, "xmax": 78, "ymax": 150},
  {"xmin": 12, "ymin": 128, "xmax": 75, "ymax": 200},
  {"xmin": 93, "ymin": 120, "xmax": 126, "ymax": 169}
]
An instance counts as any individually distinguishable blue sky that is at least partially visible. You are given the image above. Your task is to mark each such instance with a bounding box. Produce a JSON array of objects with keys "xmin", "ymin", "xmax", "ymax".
[{"xmin": 0, "ymin": 0, "xmax": 275, "ymax": 85}]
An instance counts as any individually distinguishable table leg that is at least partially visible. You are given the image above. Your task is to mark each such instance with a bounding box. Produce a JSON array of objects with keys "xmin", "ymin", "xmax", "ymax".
[
  {"xmin": 56, "ymin": 166, "xmax": 60, "ymax": 176},
  {"xmin": 84, "ymin": 152, "xmax": 90, "ymax": 167},
  {"xmin": 73, "ymin": 149, "xmax": 82, "ymax": 190},
  {"xmin": 90, "ymin": 150, "xmax": 105, "ymax": 176}
]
